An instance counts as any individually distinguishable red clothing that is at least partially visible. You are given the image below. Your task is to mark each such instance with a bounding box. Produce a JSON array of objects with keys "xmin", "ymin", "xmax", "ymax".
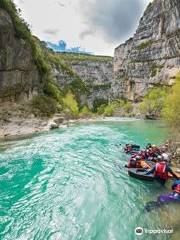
[
  {"xmin": 154, "ymin": 162, "xmax": 169, "ymax": 180},
  {"xmin": 174, "ymin": 184, "xmax": 180, "ymax": 194}
]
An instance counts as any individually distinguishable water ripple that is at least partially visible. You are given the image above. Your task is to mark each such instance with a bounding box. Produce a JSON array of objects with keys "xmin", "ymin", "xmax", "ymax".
[{"xmin": 0, "ymin": 120, "xmax": 178, "ymax": 240}]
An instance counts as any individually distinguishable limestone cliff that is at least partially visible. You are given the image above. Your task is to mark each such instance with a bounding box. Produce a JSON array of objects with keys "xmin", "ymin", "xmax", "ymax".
[
  {"xmin": 52, "ymin": 54, "xmax": 113, "ymax": 109},
  {"xmin": 0, "ymin": 3, "xmax": 113, "ymax": 111},
  {"xmin": 0, "ymin": 8, "xmax": 41, "ymax": 102},
  {"xmin": 113, "ymin": 0, "xmax": 180, "ymax": 101}
]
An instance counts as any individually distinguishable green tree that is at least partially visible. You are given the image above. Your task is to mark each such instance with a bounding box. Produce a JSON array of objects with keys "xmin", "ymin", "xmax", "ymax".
[
  {"xmin": 103, "ymin": 104, "xmax": 115, "ymax": 116},
  {"xmin": 163, "ymin": 73, "xmax": 180, "ymax": 126},
  {"xmin": 139, "ymin": 87, "xmax": 169, "ymax": 118},
  {"xmin": 63, "ymin": 91, "xmax": 79, "ymax": 116},
  {"xmin": 79, "ymin": 106, "xmax": 92, "ymax": 117},
  {"xmin": 31, "ymin": 96, "xmax": 57, "ymax": 117}
]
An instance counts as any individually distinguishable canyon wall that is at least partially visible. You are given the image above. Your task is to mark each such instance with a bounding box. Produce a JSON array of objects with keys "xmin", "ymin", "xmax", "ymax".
[
  {"xmin": 1, "ymin": 0, "xmax": 180, "ymax": 114},
  {"xmin": 0, "ymin": 9, "xmax": 41, "ymax": 102},
  {"xmin": 113, "ymin": 0, "xmax": 180, "ymax": 101},
  {"xmin": 53, "ymin": 57, "xmax": 113, "ymax": 109},
  {"xmin": 0, "ymin": 6, "xmax": 113, "ymax": 110}
]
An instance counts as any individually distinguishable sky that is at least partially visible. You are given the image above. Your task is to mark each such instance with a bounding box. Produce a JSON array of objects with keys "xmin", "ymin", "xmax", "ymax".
[{"xmin": 14, "ymin": 0, "xmax": 151, "ymax": 56}]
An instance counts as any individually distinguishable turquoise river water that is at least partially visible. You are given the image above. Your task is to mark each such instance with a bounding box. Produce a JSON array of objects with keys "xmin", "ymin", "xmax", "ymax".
[{"xmin": 0, "ymin": 118, "xmax": 179, "ymax": 240}]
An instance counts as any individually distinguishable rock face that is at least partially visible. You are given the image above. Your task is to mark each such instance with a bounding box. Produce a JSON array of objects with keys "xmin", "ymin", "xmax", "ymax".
[
  {"xmin": 113, "ymin": 0, "xmax": 180, "ymax": 101},
  {"xmin": 0, "ymin": 6, "xmax": 113, "ymax": 110},
  {"xmin": 53, "ymin": 59, "xmax": 113, "ymax": 109},
  {"xmin": 0, "ymin": 9, "xmax": 41, "ymax": 102},
  {"xmin": 2, "ymin": 0, "xmax": 179, "ymax": 112}
]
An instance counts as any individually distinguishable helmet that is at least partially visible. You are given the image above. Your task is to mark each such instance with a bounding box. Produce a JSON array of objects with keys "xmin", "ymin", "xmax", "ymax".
[
  {"xmin": 136, "ymin": 156, "xmax": 141, "ymax": 160},
  {"xmin": 157, "ymin": 155, "xmax": 163, "ymax": 161},
  {"xmin": 162, "ymin": 153, "xmax": 169, "ymax": 161}
]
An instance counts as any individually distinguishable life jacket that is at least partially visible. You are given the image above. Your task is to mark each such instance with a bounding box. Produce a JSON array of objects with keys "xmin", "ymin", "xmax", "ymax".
[
  {"xmin": 136, "ymin": 160, "xmax": 142, "ymax": 168},
  {"xmin": 154, "ymin": 162, "xmax": 169, "ymax": 180},
  {"xmin": 140, "ymin": 160, "xmax": 150, "ymax": 169},
  {"xmin": 174, "ymin": 184, "xmax": 180, "ymax": 194},
  {"xmin": 128, "ymin": 159, "xmax": 136, "ymax": 168}
]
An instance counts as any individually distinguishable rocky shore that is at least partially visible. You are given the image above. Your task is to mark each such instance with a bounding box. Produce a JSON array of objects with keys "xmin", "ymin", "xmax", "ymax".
[{"xmin": 0, "ymin": 114, "xmax": 143, "ymax": 143}]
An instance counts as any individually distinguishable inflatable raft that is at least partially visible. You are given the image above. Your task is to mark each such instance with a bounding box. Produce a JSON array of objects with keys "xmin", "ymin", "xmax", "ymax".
[{"xmin": 128, "ymin": 168, "xmax": 154, "ymax": 181}]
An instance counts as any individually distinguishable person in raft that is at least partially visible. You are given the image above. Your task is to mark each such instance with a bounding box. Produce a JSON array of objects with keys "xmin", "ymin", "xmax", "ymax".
[
  {"xmin": 145, "ymin": 155, "xmax": 179, "ymax": 185},
  {"xmin": 126, "ymin": 155, "xmax": 150, "ymax": 169},
  {"xmin": 158, "ymin": 179, "xmax": 180, "ymax": 202}
]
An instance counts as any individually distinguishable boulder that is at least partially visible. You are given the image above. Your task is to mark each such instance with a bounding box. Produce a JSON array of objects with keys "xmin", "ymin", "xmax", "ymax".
[
  {"xmin": 49, "ymin": 122, "xmax": 59, "ymax": 130},
  {"xmin": 53, "ymin": 117, "xmax": 64, "ymax": 125}
]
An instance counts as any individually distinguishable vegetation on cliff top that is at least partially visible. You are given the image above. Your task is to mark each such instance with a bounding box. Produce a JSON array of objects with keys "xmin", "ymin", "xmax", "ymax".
[
  {"xmin": 0, "ymin": 0, "xmax": 31, "ymax": 40},
  {"xmin": 0, "ymin": 0, "xmax": 51, "ymax": 75},
  {"xmin": 56, "ymin": 52, "xmax": 113, "ymax": 63}
]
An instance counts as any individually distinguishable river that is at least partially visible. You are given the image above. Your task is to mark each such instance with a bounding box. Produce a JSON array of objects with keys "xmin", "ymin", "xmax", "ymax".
[{"xmin": 0, "ymin": 118, "xmax": 179, "ymax": 240}]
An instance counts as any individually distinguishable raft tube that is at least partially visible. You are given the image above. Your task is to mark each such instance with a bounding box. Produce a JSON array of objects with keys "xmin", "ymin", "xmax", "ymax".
[
  {"xmin": 125, "ymin": 150, "xmax": 139, "ymax": 155},
  {"xmin": 128, "ymin": 168, "xmax": 154, "ymax": 181}
]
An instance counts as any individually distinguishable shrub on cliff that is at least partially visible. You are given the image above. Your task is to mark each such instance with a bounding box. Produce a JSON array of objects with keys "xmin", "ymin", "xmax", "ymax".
[
  {"xmin": 43, "ymin": 82, "xmax": 63, "ymax": 105},
  {"xmin": 139, "ymin": 87, "xmax": 170, "ymax": 118},
  {"xmin": 137, "ymin": 40, "xmax": 153, "ymax": 50},
  {"xmin": 31, "ymin": 38, "xmax": 51, "ymax": 75},
  {"xmin": 31, "ymin": 96, "xmax": 57, "ymax": 117},
  {"xmin": 0, "ymin": 0, "xmax": 31, "ymax": 40},
  {"xmin": 97, "ymin": 99, "xmax": 133, "ymax": 116},
  {"xmin": 163, "ymin": 73, "xmax": 180, "ymax": 127},
  {"xmin": 103, "ymin": 104, "xmax": 115, "ymax": 116},
  {"xmin": 93, "ymin": 98, "xmax": 108, "ymax": 112},
  {"xmin": 0, "ymin": 0, "xmax": 51, "ymax": 77},
  {"xmin": 62, "ymin": 91, "xmax": 79, "ymax": 117},
  {"xmin": 79, "ymin": 106, "xmax": 92, "ymax": 118}
]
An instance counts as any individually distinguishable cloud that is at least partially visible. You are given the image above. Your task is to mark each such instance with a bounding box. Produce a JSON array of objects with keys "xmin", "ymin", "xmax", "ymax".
[
  {"xmin": 43, "ymin": 29, "xmax": 59, "ymax": 36},
  {"xmin": 80, "ymin": 30, "xmax": 94, "ymax": 40},
  {"xmin": 57, "ymin": 1, "xmax": 65, "ymax": 7},
  {"xmin": 13, "ymin": 0, "xmax": 150, "ymax": 56},
  {"xmin": 79, "ymin": 0, "xmax": 147, "ymax": 43}
]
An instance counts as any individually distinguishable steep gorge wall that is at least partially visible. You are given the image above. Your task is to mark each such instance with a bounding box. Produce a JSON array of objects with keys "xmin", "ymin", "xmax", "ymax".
[
  {"xmin": 0, "ymin": 5, "xmax": 113, "ymax": 110},
  {"xmin": 113, "ymin": 0, "xmax": 180, "ymax": 101},
  {"xmin": 0, "ymin": 9, "xmax": 41, "ymax": 102},
  {"xmin": 53, "ymin": 57, "xmax": 113, "ymax": 109}
]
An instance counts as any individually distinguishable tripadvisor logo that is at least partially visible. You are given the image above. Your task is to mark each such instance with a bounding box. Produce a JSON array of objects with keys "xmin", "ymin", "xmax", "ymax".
[{"xmin": 135, "ymin": 227, "xmax": 143, "ymax": 236}]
